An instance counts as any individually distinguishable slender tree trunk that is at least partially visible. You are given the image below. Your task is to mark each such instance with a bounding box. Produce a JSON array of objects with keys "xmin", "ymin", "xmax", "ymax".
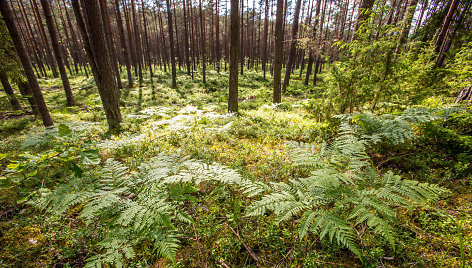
[
  {"xmin": 166, "ymin": 0, "xmax": 177, "ymax": 88},
  {"xmin": 100, "ymin": 0, "xmax": 123, "ymax": 90},
  {"xmin": 262, "ymin": 0, "xmax": 269, "ymax": 78},
  {"xmin": 353, "ymin": 0, "xmax": 375, "ymax": 37},
  {"xmin": 273, "ymin": 0, "xmax": 284, "ymax": 103},
  {"xmin": 40, "ymin": 0, "xmax": 76, "ymax": 106},
  {"xmin": 199, "ymin": 0, "xmax": 206, "ymax": 84},
  {"xmin": 0, "ymin": 0, "xmax": 53, "ymax": 126},
  {"xmin": 72, "ymin": 0, "xmax": 121, "ymax": 131},
  {"xmin": 396, "ymin": 0, "xmax": 419, "ymax": 51},
  {"xmin": 305, "ymin": 0, "xmax": 322, "ymax": 85},
  {"xmin": 229, "ymin": 0, "xmax": 239, "ymax": 112},
  {"xmin": 131, "ymin": 0, "xmax": 143, "ymax": 83},
  {"xmin": 434, "ymin": 0, "xmax": 459, "ymax": 53},
  {"xmin": 123, "ymin": 0, "xmax": 138, "ymax": 76},
  {"xmin": 183, "ymin": 0, "xmax": 192, "ymax": 75},
  {"xmin": 115, "ymin": 0, "xmax": 134, "ymax": 87},
  {"xmin": 281, "ymin": 0, "xmax": 302, "ymax": 93},
  {"xmin": 31, "ymin": 0, "xmax": 59, "ymax": 78},
  {"xmin": 142, "ymin": 1, "xmax": 153, "ymax": 81},
  {"xmin": 216, "ymin": 0, "xmax": 221, "ymax": 72},
  {"xmin": 240, "ymin": 0, "xmax": 244, "ymax": 74},
  {"xmin": 0, "ymin": 70, "xmax": 22, "ymax": 110}
]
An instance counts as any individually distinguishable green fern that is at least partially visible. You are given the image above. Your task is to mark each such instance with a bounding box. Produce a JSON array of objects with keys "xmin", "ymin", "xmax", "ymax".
[
  {"xmin": 246, "ymin": 111, "xmax": 449, "ymax": 259},
  {"xmin": 33, "ymin": 153, "xmax": 252, "ymax": 266}
]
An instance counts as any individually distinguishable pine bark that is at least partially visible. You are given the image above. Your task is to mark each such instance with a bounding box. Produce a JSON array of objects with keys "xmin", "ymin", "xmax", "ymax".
[
  {"xmin": 115, "ymin": 0, "xmax": 134, "ymax": 87},
  {"xmin": 166, "ymin": 0, "xmax": 177, "ymax": 88},
  {"xmin": 0, "ymin": 0, "xmax": 53, "ymax": 126},
  {"xmin": 40, "ymin": 0, "xmax": 76, "ymax": 106},
  {"xmin": 229, "ymin": 0, "xmax": 239, "ymax": 112},
  {"xmin": 281, "ymin": 0, "xmax": 303, "ymax": 93},
  {"xmin": 0, "ymin": 69, "xmax": 22, "ymax": 110},
  {"xmin": 72, "ymin": 0, "xmax": 122, "ymax": 131},
  {"xmin": 273, "ymin": 0, "xmax": 284, "ymax": 103},
  {"xmin": 199, "ymin": 0, "xmax": 206, "ymax": 84}
]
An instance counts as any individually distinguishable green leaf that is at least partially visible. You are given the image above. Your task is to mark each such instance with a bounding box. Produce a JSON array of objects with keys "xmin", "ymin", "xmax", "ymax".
[
  {"xmin": 58, "ymin": 123, "xmax": 72, "ymax": 137},
  {"xmin": 81, "ymin": 149, "xmax": 101, "ymax": 165},
  {"xmin": 72, "ymin": 162, "xmax": 83, "ymax": 177}
]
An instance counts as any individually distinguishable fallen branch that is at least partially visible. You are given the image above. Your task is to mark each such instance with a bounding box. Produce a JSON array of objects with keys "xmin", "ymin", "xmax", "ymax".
[{"xmin": 226, "ymin": 223, "xmax": 261, "ymax": 264}]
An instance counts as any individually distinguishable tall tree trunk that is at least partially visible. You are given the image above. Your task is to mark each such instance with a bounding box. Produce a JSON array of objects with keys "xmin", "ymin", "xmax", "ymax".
[
  {"xmin": 273, "ymin": 0, "xmax": 284, "ymax": 103},
  {"xmin": 40, "ymin": 0, "xmax": 76, "ymax": 106},
  {"xmin": 305, "ymin": 0, "xmax": 322, "ymax": 85},
  {"xmin": 142, "ymin": 1, "xmax": 153, "ymax": 81},
  {"xmin": 0, "ymin": 69, "xmax": 22, "ymax": 110},
  {"xmin": 100, "ymin": 0, "xmax": 123, "ymax": 90},
  {"xmin": 31, "ymin": 0, "xmax": 59, "ymax": 78},
  {"xmin": 72, "ymin": 0, "xmax": 121, "ymax": 131},
  {"xmin": 123, "ymin": 0, "xmax": 138, "ymax": 76},
  {"xmin": 240, "ymin": 0, "xmax": 244, "ymax": 74},
  {"xmin": 115, "ymin": 0, "xmax": 134, "ymax": 87},
  {"xmin": 166, "ymin": 0, "xmax": 177, "ymax": 88},
  {"xmin": 0, "ymin": 0, "xmax": 53, "ymax": 126},
  {"xmin": 353, "ymin": 0, "xmax": 375, "ymax": 37},
  {"xmin": 229, "ymin": 0, "xmax": 239, "ymax": 112},
  {"xmin": 281, "ymin": 0, "xmax": 302, "ymax": 93},
  {"xmin": 262, "ymin": 0, "xmax": 269, "ymax": 78},
  {"xmin": 183, "ymin": 0, "xmax": 192, "ymax": 75},
  {"xmin": 131, "ymin": 0, "xmax": 143, "ymax": 83},
  {"xmin": 199, "ymin": 0, "xmax": 206, "ymax": 84},
  {"xmin": 396, "ymin": 0, "xmax": 419, "ymax": 51},
  {"xmin": 216, "ymin": 0, "xmax": 221, "ymax": 72},
  {"xmin": 434, "ymin": 0, "xmax": 460, "ymax": 53}
]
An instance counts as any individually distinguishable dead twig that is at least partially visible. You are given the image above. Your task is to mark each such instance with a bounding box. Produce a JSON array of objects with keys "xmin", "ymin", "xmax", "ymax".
[
  {"xmin": 226, "ymin": 223, "xmax": 261, "ymax": 264},
  {"xmin": 192, "ymin": 223, "xmax": 206, "ymax": 268}
]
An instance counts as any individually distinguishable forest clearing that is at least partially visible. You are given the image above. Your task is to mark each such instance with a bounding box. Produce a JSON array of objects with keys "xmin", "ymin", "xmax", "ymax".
[{"xmin": 0, "ymin": 0, "xmax": 471, "ymax": 267}]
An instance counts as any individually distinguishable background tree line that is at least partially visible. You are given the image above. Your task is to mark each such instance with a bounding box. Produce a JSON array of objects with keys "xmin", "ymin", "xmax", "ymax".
[{"xmin": 0, "ymin": 0, "xmax": 471, "ymax": 131}]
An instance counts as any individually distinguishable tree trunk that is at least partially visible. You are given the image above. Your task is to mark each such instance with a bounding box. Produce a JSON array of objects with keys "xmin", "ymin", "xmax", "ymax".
[
  {"xmin": 229, "ymin": 0, "xmax": 239, "ymax": 112},
  {"xmin": 31, "ymin": 0, "xmax": 59, "ymax": 78},
  {"xmin": 353, "ymin": 0, "xmax": 375, "ymax": 37},
  {"xmin": 131, "ymin": 0, "xmax": 143, "ymax": 83},
  {"xmin": 434, "ymin": 0, "xmax": 460, "ymax": 53},
  {"xmin": 40, "ymin": 0, "xmax": 76, "ymax": 106},
  {"xmin": 262, "ymin": 0, "xmax": 269, "ymax": 78},
  {"xmin": 100, "ymin": 0, "xmax": 123, "ymax": 90},
  {"xmin": 72, "ymin": 0, "xmax": 121, "ymax": 132},
  {"xmin": 0, "ymin": 69, "xmax": 22, "ymax": 110},
  {"xmin": 281, "ymin": 0, "xmax": 302, "ymax": 93},
  {"xmin": 166, "ymin": 0, "xmax": 177, "ymax": 88},
  {"xmin": 183, "ymin": 0, "xmax": 192, "ymax": 75},
  {"xmin": 0, "ymin": 0, "xmax": 53, "ymax": 126},
  {"xmin": 273, "ymin": 0, "xmax": 284, "ymax": 103},
  {"xmin": 199, "ymin": 0, "xmax": 206, "ymax": 84},
  {"xmin": 396, "ymin": 0, "xmax": 419, "ymax": 52},
  {"xmin": 115, "ymin": 0, "xmax": 134, "ymax": 87}
]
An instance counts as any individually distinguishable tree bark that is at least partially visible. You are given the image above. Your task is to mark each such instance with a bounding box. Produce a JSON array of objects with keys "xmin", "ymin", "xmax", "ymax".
[
  {"xmin": 273, "ymin": 0, "xmax": 284, "ymax": 103},
  {"xmin": 281, "ymin": 0, "xmax": 302, "ymax": 93},
  {"xmin": 40, "ymin": 0, "xmax": 76, "ymax": 106},
  {"xmin": 0, "ymin": 0, "xmax": 53, "ymax": 126},
  {"xmin": 229, "ymin": 0, "xmax": 239, "ymax": 112},
  {"xmin": 0, "ymin": 69, "xmax": 22, "ymax": 110},
  {"xmin": 72, "ymin": 0, "xmax": 122, "ymax": 131},
  {"xmin": 166, "ymin": 0, "xmax": 177, "ymax": 88},
  {"xmin": 115, "ymin": 0, "xmax": 134, "ymax": 87},
  {"xmin": 199, "ymin": 0, "xmax": 206, "ymax": 84}
]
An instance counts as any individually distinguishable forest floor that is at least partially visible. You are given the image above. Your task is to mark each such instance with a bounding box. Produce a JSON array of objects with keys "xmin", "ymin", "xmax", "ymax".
[{"xmin": 0, "ymin": 68, "xmax": 471, "ymax": 267}]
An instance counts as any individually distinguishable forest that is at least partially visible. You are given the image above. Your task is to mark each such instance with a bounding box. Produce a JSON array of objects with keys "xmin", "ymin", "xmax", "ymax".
[{"xmin": 0, "ymin": 0, "xmax": 471, "ymax": 266}]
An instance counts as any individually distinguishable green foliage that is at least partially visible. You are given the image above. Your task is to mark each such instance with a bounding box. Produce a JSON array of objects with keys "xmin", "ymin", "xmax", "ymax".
[
  {"xmin": 447, "ymin": 42, "xmax": 472, "ymax": 89},
  {"xmin": 245, "ymin": 112, "xmax": 448, "ymax": 259},
  {"xmin": 32, "ymin": 151, "xmax": 269, "ymax": 266}
]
